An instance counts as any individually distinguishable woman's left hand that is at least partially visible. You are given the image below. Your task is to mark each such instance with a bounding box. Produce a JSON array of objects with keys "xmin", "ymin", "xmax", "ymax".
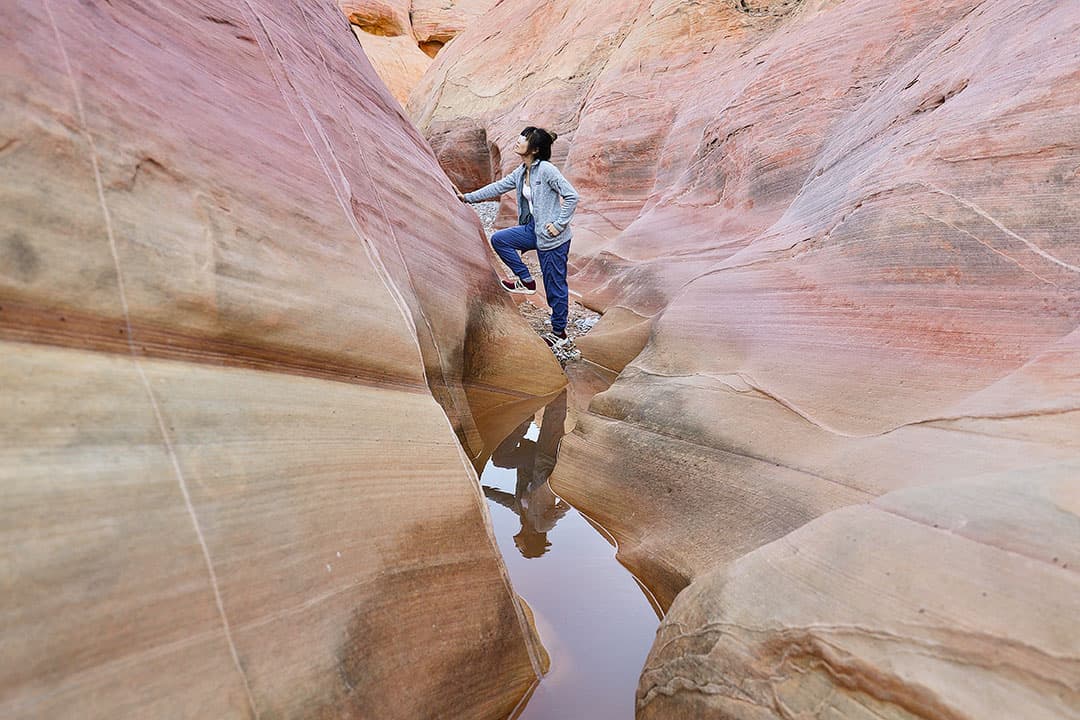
[{"xmin": 545, "ymin": 223, "xmax": 559, "ymax": 237}]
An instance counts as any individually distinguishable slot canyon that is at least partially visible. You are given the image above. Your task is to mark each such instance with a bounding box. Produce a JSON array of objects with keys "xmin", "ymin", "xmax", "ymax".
[{"xmin": 2, "ymin": 0, "xmax": 1078, "ymax": 718}]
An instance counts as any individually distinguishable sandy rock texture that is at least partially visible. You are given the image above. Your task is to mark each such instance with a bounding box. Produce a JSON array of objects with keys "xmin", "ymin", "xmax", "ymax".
[
  {"xmin": 639, "ymin": 465, "xmax": 1080, "ymax": 719},
  {"xmin": 411, "ymin": 0, "xmax": 496, "ymax": 54},
  {"xmin": 0, "ymin": 1, "xmax": 563, "ymax": 718},
  {"xmin": 415, "ymin": 0, "xmax": 1080, "ymax": 716},
  {"xmin": 409, "ymin": 0, "xmax": 645, "ymax": 226},
  {"xmin": 428, "ymin": 118, "xmax": 503, "ymax": 195},
  {"xmin": 341, "ymin": 0, "xmax": 497, "ymax": 105}
]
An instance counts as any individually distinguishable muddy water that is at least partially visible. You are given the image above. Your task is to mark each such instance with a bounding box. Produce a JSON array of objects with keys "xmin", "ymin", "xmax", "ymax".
[{"xmin": 480, "ymin": 389, "xmax": 660, "ymax": 719}]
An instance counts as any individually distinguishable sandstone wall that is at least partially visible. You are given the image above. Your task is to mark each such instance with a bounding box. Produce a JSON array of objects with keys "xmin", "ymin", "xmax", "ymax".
[
  {"xmin": 341, "ymin": 0, "xmax": 498, "ymax": 105},
  {"xmin": 408, "ymin": 0, "xmax": 646, "ymax": 220},
  {"xmin": 412, "ymin": 0, "xmax": 1080, "ymax": 716},
  {"xmin": 638, "ymin": 464, "xmax": 1080, "ymax": 719},
  {"xmin": 0, "ymin": 1, "xmax": 563, "ymax": 717}
]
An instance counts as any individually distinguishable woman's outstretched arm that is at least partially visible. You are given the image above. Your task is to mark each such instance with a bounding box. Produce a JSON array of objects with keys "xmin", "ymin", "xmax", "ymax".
[{"xmin": 460, "ymin": 166, "xmax": 521, "ymax": 203}]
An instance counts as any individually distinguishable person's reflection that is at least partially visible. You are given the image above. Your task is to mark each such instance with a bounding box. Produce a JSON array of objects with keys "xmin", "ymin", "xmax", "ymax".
[{"xmin": 483, "ymin": 391, "xmax": 570, "ymax": 558}]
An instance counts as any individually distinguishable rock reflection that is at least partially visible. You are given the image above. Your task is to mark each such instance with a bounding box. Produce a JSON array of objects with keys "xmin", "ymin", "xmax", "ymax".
[{"xmin": 482, "ymin": 390, "xmax": 570, "ymax": 558}]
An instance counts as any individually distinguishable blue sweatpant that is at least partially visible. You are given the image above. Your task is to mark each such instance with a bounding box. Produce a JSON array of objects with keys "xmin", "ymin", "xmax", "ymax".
[{"xmin": 491, "ymin": 218, "xmax": 571, "ymax": 335}]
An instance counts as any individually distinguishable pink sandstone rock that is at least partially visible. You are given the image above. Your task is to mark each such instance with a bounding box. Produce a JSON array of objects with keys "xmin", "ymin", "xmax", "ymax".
[
  {"xmin": 341, "ymin": 1, "xmax": 429, "ymax": 105},
  {"xmin": 0, "ymin": 1, "xmax": 563, "ymax": 718},
  {"xmin": 340, "ymin": 0, "xmax": 410, "ymax": 36},
  {"xmin": 410, "ymin": 0, "xmax": 498, "ymax": 55},
  {"xmin": 414, "ymin": 0, "xmax": 1080, "ymax": 715},
  {"xmin": 348, "ymin": 28, "xmax": 432, "ymax": 106},
  {"xmin": 408, "ymin": 0, "xmax": 643, "ymax": 227},
  {"xmin": 639, "ymin": 465, "xmax": 1080, "ymax": 719},
  {"xmin": 426, "ymin": 118, "xmax": 503, "ymax": 194},
  {"xmin": 340, "ymin": 0, "xmax": 499, "ymax": 105}
]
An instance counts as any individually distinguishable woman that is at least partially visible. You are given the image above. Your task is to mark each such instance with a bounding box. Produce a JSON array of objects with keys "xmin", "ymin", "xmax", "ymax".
[{"xmin": 458, "ymin": 127, "xmax": 579, "ymax": 350}]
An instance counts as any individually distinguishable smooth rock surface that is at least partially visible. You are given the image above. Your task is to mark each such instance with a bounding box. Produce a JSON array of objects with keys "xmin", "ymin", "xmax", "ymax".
[
  {"xmin": 1, "ymin": 1, "xmax": 562, "ymax": 718},
  {"xmin": 556, "ymin": 0, "xmax": 1080, "ymax": 586},
  {"xmin": 342, "ymin": 0, "xmax": 498, "ymax": 104},
  {"xmin": 348, "ymin": 25, "xmax": 432, "ymax": 106},
  {"xmin": 426, "ymin": 118, "xmax": 502, "ymax": 194},
  {"xmin": 411, "ymin": 0, "xmax": 497, "ymax": 51},
  {"xmin": 341, "ymin": 0, "xmax": 410, "ymax": 36},
  {"xmin": 640, "ymin": 466, "xmax": 1080, "ymax": 719},
  {"xmin": 415, "ymin": 0, "xmax": 1080, "ymax": 715},
  {"xmin": 408, "ymin": 0, "xmax": 643, "ymax": 226}
]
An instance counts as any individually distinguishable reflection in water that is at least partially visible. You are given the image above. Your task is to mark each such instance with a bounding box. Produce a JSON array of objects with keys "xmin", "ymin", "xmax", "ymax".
[
  {"xmin": 480, "ymin": 387, "xmax": 658, "ymax": 720},
  {"xmin": 483, "ymin": 391, "xmax": 570, "ymax": 558}
]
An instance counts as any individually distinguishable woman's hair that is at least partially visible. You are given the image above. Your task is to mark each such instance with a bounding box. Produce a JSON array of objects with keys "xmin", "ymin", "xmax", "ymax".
[{"xmin": 521, "ymin": 126, "xmax": 558, "ymax": 161}]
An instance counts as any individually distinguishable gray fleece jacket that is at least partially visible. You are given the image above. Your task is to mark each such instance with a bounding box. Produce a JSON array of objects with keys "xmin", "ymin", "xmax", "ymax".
[{"xmin": 465, "ymin": 159, "xmax": 579, "ymax": 250}]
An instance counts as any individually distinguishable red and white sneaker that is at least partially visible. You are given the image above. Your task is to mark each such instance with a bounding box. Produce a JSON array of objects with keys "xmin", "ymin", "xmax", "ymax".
[{"xmin": 501, "ymin": 277, "xmax": 537, "ymax": 294}]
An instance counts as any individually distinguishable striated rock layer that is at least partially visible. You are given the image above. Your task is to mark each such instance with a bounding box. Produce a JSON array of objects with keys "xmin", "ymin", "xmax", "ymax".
[
  {"xmin": 416, "ymin": 0, "xmax": 1080, "ymax": 716},
  {"xmin": 639, "ymin": 464, "xmax": 1080, "ymax": 719},
  {"xmin": 0, "ymin": 1, "xmax": 563, "ymax": 718},
  {"xmin": 409, "ymin": 0, "xmax": 645, "ymax": 224},
  {"xmin": 341, "ymin": 0, "xmax": 498, "ymax": 105}
]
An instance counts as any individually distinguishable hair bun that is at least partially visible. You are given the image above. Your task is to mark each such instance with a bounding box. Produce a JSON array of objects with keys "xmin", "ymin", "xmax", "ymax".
[{"xmin": 550, "ymin": 131, "xmax": 558, "ymax": 141}]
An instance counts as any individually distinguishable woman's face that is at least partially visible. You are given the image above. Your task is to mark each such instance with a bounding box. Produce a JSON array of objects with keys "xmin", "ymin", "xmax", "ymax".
[{"xmin": 514, "ymin": 135, "xmax": 532, "ymax": 158}]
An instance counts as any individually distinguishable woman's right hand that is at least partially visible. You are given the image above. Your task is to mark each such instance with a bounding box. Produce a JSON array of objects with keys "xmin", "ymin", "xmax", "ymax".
[{"xmin": 456, "ymin": 190, "xmax": 467, "ymax": 202}]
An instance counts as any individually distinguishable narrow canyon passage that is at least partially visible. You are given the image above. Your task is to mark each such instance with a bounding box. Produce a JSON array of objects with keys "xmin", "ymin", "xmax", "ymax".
[{"xmin": 478, "ymin": 380, "xmax": 660, "ymax": 719}]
